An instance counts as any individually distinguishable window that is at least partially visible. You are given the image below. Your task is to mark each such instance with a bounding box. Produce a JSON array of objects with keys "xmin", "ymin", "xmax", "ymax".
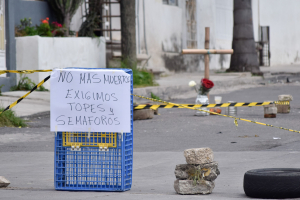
[{"xmin": 163, "ymin": 0, "xmax": 178, "ymax": 6}]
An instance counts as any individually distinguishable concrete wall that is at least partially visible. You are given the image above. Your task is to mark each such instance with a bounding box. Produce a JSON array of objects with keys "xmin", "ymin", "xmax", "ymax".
[
  {"xmin": 159, "ymin": 0, "xmax": 233, "ymax": 73},
  {"xmin": 70, "ymin": 4, "xmax": 84, "ymax": 32},
  {"xmin": 139, "ymin": 0, "xmax": 183, "ymax": 72},
  {"xmin": 16, "ymin": 36, "xmax": 106, "ymax": 89},
  {"xmin": 99, "ymin": 0, "xmax": 233, "ymax": 73},
  {"xmin": 189, "ymin": 0, "xmax": 233, "ymax": 72},
  {"xmin": 252, "ymin": 0, "xmax": 300, "ymax": 66}
]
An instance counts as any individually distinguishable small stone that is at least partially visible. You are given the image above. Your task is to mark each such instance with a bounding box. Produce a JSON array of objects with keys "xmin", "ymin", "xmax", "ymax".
[
  {"xmin": 174, "ymin": 179, "xmax": 214, "ymax": 195},
  {"xmin": 175, "ymin": 162, "xmax": 220, "ymax": 181},
  {"xmin": 278, "ymin": 94, "xmax": 293, "ymax": 101},
  {"xmin": 184, "ymin": 148, "xmax": 213, "ymax": 164},
  {"xmin": 0, "ymin": 176, "xmax": 10, "ymax": 188},
  {"xmin": 133, "ymin": 109, "xmax": 154, "ymax": 120}
]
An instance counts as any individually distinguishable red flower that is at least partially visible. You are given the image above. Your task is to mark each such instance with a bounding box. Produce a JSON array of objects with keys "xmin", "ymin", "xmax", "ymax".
[
  {"xmin": 201, "ymin": 78, "xmax": 214, "ymax": 89},
  {"xmin": 52, "ymin": 22, "xmax": 62, "ymax": 28}
]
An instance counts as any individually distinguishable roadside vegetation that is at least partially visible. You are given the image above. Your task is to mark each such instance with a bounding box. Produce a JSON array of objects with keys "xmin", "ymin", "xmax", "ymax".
[
  {"xmin": 119, "ymin": 61, "xmax": 158, "ymax": 88},
  {"xmin": 151, "ymin": 92, "xmax": 161, "ymax": 100},
  {"xmin": 10, "ymin": 74, "xmax": 48, "ymax": 91},
  {"xmin": 0, "ymin": 108, "xmax": 27, "ymax": 127}
]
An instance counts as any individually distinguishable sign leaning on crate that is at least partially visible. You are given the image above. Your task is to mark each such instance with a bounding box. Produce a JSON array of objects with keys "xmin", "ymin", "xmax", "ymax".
[{"xmin": 51, "ymin": 68, "xmax": 133, "ymax": 191}]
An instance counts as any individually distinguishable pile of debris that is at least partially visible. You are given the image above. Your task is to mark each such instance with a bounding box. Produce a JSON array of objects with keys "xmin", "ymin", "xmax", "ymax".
[
  {"xmin": 0, "ymin": 176, "xmax": 10, "ymax": 188},
  {"xmin": 174, "ymin": 147, "xmax": 220, "ymax": 195}
]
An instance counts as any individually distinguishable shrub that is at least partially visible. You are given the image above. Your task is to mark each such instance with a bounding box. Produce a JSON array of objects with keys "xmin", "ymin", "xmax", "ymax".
[
  {"xmin": 0, "ymin": 108, "xmax": 27, "ymax": 127},
  {"xmin": 10, "ymin": 74, "xmax": 48, "ymax": 91},
  {"xmin": 119, "ymin": 61, "xmax": 157, "ymax": 88},
  {"xmin": 15, "ymin": 18, "xmax": 66, "ymax": 37}
]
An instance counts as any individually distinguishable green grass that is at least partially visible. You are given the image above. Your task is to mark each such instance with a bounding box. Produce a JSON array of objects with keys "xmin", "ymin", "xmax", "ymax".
[
  {"xmin": 118, "ymin": 60, "xmax": 157, "ymax": 88},
  {"xmin": 10, "ymin": 74, "xmax": 49, "ymax": 91},
  {"xmin": 132, "ymin": 68, "xmax": 156, "ymax": 87},
  {"xmin": 150, "ymin": 92, "xmax": 161, "ymax": 100},
  {"xmin": 0, "ymin": 108, "xmax": 27, "ymax": 127}
]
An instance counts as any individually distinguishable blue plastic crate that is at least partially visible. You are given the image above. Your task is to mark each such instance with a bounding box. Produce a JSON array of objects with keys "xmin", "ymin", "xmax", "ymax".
[{"xmin": 54, "ymin": 68, "xmax": 133, "ymax": 191}]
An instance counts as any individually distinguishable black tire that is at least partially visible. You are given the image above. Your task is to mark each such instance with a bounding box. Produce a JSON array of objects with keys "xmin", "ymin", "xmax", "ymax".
[{"xmin": 244, "ymin": 168, "xmax": 300, "ymax": 199}]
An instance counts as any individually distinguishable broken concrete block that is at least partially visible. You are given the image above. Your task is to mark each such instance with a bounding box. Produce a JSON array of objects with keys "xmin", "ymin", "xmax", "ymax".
[
  {"xmin": 264, "ymin": 106, "xmax": 277, "ymax": 114},
  {"xmin": 175, "ymin": 162, "xmax": 220, "ymax": 181},
  {"xmin": 278, "ymin": 94, "xmax": 293, "ymax": 101},
  {"xmin": 184, "ymin": 148, "xmax": 213, "ymax": 164},
  {"xmin": 264, "ymin": 105, "xmax": 277, "ymax": 118},
  {"xmin": 174, "ymin": 179, "xmax": 215, "ymax": 195},
  {"xmin": 277, "ymin": 105, "xmax": 290, "ymax": 113},
  {"xmin": 0, "ymin": 176, "xmax": 10, "ymax": 188},
  {"xmin": 133, "ymin": 109, "xmax": 154, "ymax": 120}
]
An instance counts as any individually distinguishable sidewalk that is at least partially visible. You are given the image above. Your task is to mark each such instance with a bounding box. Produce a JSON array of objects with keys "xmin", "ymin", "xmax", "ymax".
[{"xmin": 1, "ymin": 64, "xmax": 300, "ymax": 117}]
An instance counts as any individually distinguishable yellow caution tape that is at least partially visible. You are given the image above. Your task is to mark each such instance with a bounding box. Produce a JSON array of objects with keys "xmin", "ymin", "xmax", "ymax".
[
  {"xmin": 133, "ymin": 94, "xmax": 300, "ymax": 133},
  {"xmin": 0, "ymin": 69, "xmax": 52, "ymax": 75},
  {"xmin": 133, "ymin": 101, "xmax": 289, "ymax": 110},
  {"xmin": 1, "ymin": 72, "xmax": 296, "ymax": 135},
  {"xmin": 0, "ymin": 75, "xmax": 51, "ymax": 115}
]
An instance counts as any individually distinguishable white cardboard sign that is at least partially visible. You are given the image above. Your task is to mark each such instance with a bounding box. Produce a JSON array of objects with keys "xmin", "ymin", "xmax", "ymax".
[{"xmin": 50, "ymin": 69, "xmax": 131, "ymax": 132}]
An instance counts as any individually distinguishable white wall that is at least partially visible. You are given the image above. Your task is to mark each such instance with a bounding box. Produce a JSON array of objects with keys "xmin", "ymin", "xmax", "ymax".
[
  {"xmin": 136, "ymin": 0, "xmax": 182, "ymax": 72},
  {"xmin": 195, "ymin": 0, "xmax": 233, "ymax": 71},
  {"xmin": 70, "ymin": 4, "xmax": 84, "ymax": 32},
  {"xmin": 84, "ymin": 0, "xmax": 234, "ymax": 73},
  {"xmin": 16, "ymin": 36, "xmax": 106, "ymax": 89},
  {"xmin": 252, "ymin": 0, "xmax": 300, "ymax": 66}
]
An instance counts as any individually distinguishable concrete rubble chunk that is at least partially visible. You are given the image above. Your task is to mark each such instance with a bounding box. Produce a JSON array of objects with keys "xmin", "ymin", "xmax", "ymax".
[
  {"xmin": 264, "ymin": 106, "xmax": 277, "ymax": 114},
  {"xmin": 277, "ymin": 105, "xmax": 290, "ymax": 113},
  {"xmin": 174, "ymin": 179, "xmax": 215, "ymax": 195},
  {"xmin": 0, "ymin": 176, "xmax": 10, "ymax": 188},
  {"xmin": 133, "ymin": 109, "xmax": 154, "ymax": 120},
  {"xmin": 184, "ymin": 147, "xmax": 213, "ymax": 164},
  {"xmin": 278, "ymin": 94, "xmax": 293, "ymax": 101},
  {"xmin": 175, "ymin": 162, "xmax": 220, "ymax": 181},
  {"xmin": 264, "ymin": 105, "xmax": 277, "ymax": 118}
]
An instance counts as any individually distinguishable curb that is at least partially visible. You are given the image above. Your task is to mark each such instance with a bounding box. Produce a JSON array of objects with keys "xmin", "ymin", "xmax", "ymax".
[{"xmin": 133, "ymin": 73, "xmax": 300, "ymax": 103}]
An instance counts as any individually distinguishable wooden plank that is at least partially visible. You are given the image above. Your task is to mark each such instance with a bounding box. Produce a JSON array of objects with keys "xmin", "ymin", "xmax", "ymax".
[{"xmin": 181, "ymin": 49, "xmax": 234, "ymax": 54}]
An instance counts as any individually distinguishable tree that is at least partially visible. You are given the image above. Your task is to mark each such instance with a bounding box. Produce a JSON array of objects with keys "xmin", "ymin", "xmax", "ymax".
[
  {"xmin": 120, "ymin": 0, "xmax": 137, "ymax": 68},
  {"xmin": 228, "ymin": 0, "xmax": 260, "ymax": 73},
  {"xmin": 78, "ymin": 0, "xmax": 103, "ymax": 37},
  {"xmin": 48, "ymin": 0, "xmax": 83, "ymax": 36}
]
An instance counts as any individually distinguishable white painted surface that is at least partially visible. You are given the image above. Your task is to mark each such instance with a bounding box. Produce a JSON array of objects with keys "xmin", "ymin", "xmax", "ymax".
[
  {"xmin": 137, "ymin": 0, "xmax": 233, "ymax": 72},
  {"xmin": 70, "ymin": 4, "xmax": 84, "ymax": 32},
  {"xmin": 141, "ymin": 0, "xmax": 183, "ymax": 72},
  {"xmin": 50, "ymin": 69, "xmax": 131, "ymax": 132},
  {"xmin": 16, "ymin": 36, "xmax": 106, "ymax": 89},
  {"xmin": 252, "ymin": 0, "xmax": 300, "ymax": 66},
  {"xmin": 195, "ymin": 0, "xmax": 233, "ymax": 71},
  {"xmin": 108, "ymin": 0, "xmax": 233, "ymax": 72}
]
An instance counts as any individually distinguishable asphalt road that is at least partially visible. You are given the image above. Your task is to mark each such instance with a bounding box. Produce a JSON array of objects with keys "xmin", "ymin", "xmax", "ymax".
[
  {"xmin": 1, "ymin": 84, "xmax": 300, "ymax": 153},
  {"xmin": 1, "ymin": 84, "xmax": 300, "ymax": 200}
]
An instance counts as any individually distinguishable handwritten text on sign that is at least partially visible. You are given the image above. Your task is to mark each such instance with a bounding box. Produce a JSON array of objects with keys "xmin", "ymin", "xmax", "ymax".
[{"xmin": 50, "ymin": 69, "xmax": 131, "ymax": 132}]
